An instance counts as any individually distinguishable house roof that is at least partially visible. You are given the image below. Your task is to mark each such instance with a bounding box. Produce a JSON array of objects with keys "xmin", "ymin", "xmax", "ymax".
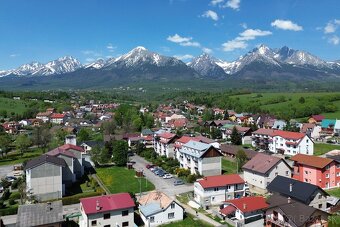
[
  {"xmin": 252, "ymin": 128, "xmax": 275, "ymax": 136},
  {"xmin": 273, "ymin": 130, "xmax": 305, "ymax": 140},
  {"xmin": 311, "ymin": 115, "xmax": 325, "ymax": 122},
  {"xmin": 300, "ymin": 123, "xmax": 315, "ymax": 133},
  {"xmin": 220, "ymin": 144, "xmax": 257, "ymax": 160},
  {"xmin": 59, "ymin": 144, "xmax": 84, "ymax": 153},
  {"xmin": 225, "ymin": 196, "xmax": 268, "ymax": 213},
  {"xmin": 321, "ymin": 119, "xmax": 336, "ymax": 128},
  {"xmin": 158, "ymin": 132, "xmax": 176, "ymax": 139},
  {"xmin": 290, "ymin": 154, "xmax": 333, "ymax": 169},
  {"xmin": 16, "ymin": 201, "xmax": 63, "ymax": 227},
  {"xmin": 138, "ymin": 191, "xmax": 173, "ymax": 209},
  {"xmin": 266, "ymin": 176, "xmax": 328, "ymax": 204},
  {"xmin": 47, "ymin": 147, "xmax": 76, "ymax": 158},
  {"xmin": 176, "ymin": 136, "xmax": 200, "ymax": 144},
  {"xmin": 50, "ymin": 113, "xmax": 65, "ymax": 119},
  {"xmin": 80, "ymin": 193, "xmax": 135, "ymax": 215},
  {"xmin": 24, "ymin": 154, "xmax": 66, "ymax": 170},
  {"xmin": 139, "ymin": 203, "xmax": 163, "ymax": 217},
  {"xmin": 183, "ymin": 141, "xmax": 211, "ymax": 151},
  {"xmin": 220, "ymin": 205, "xmax": 236, "ymax": 215},
  {"xmin": 141, "ymin": 128, "xmax": 153, "ymax": 135},
  {"xmin": 197, "ymin": 174, "xmax": 244, "ymax": 189},
  {"xmin": 195, "ymin": 135, "xmax": 216, "ymax": 144},
  {"xmin": 242, "ymin": 153, "xmax": 283, "ymax": 174}
]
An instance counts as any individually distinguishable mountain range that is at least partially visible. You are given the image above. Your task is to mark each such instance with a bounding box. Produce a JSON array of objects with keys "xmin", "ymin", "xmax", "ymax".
[{"xmin": 0, "ymin": 45, "xmax": 339, "ymax": 89}]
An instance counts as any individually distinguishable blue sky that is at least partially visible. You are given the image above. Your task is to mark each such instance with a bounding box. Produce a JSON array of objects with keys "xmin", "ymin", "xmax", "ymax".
[{"xmin": 0, "ymin": 0, "xmax": 340, "ymax": 69}]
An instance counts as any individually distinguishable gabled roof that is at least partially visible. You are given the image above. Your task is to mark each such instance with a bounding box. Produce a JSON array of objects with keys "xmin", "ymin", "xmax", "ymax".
[
  {"xmin": 176, "ymin": 136, "xmax": 200, "ymax": 144},
  {"xmin": 141, "ymin": 128, "xmax": 153, "ymax": 135},
  {"xmin": 273, "ymin": 130, "xmax": 305, "ymax": 140},
  {"xmin": 252, "ymin": 128, "xmax": 275, "ymax": 136},
  {"xmin": 158, "ymin": 132, "xmax": 176, "ymax": 139},
  {"xmin": 225, "ymin": 196, "xmax": 268, "ymax": 213},
  {"xmin": 310, "ymin": 115, "xmax": 325, "ymax": 122},
  {"xmin": 139, "ymin": 191, "xmax": 173, "ymax": 209},
  {"xmin": 197, "ymin": 174, "xmax": 244, "ymax": 189},
  {"xmin": 47, "ymin": 147, "xmax": 76, "ymax": 158},
  {"xmin": 300, "ymin": 123, "xmax": 316, "ymax": 133},
  {"xmin": 266, "ymin": 176, "xmax": 328, "ymax": 204},
  {"xmin": 50, "ymin": 113, "xmax": 65, "ymax": 119},
  {"xmin": 290, "ymin": 154, "xmax": 333, "ymax": 169},
  {"xmin": 220, "ymin": 144, "xmax": 257, "ymax": 160},
  {"xmin": 59, "ymin": 144, "xmax": 84, "ymax": 153},
  {"xmin": 242, "ymin": 153, "xmax": 284, "ymax": 174},
  {"xmin": 80, "ymin": 193, "xmax": 135, "ymax": 215},
  {"xmin": 195, "ymin": 135, "xmax": 216, "ymax": 144},
  {"xmin": 183, "ymin": 140, "xmax": 211, "ymax": 151},
  {"xmin": 24, "ymin": 154, "xmax": 66, "ymax": 170}
]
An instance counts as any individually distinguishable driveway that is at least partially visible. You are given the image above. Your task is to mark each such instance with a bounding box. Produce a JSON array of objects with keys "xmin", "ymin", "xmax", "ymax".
[
  {"xmin": 131, "ymin": 155, "xmax": 193, "ymax": 198},
  {"xmin": 0, "ymin": 164, "xmax": 15, "ymax": 178}
]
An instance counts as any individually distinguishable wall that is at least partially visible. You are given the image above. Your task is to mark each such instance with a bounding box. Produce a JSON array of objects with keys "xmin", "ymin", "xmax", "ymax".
[{"xmin": 201, "ymin": 157, "xmax": 221, "ymax": 176}]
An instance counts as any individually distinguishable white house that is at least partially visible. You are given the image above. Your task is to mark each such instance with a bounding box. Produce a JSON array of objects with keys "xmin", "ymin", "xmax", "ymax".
[
  {"xmin": 177, "ymin": 141, "xmax": 223, "ymax": 176},
  {"xmin": 139, "ymin": 191, "xmax": 184, "ymax": 226},
  {"xmin": 242, "ymin": 153, "xmax": 292, "ymax": 194},
  {"xmin": 153, "ymin": 132, "xmax": 177, "ymax": 158},
  {"xmin": 300, "ymin": 123, "xmax": 322, "ymax": 140},
  {"xmin": 194, "ymin": 174, "xmax": 246, "ymax": 209},
  {"xmin": 79, "ymin": 193, "xmax": 135, "ymax": 227},
  {"xmin": 334, "ymin": 119, "xmax": 340, "ymax": 135},
  {"xmin": 36, "ymin": 112, "xmax": 51, "ymax": 123},
  {"xmin": 50, "ymin": 113, "xmax": 66, "ymax": 125}
]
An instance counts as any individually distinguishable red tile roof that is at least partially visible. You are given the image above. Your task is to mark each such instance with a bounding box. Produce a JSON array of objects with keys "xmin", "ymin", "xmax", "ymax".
[
  {"xmin": 80, "ymin": 193, "xmax": 135, "ymax": 215},
  {"xmin": 273, "ymin": 130, "xmax": 305, "ymax": 140},
  {"xmin": 300, "ymin": 123, "xmax": 315, "ymax": 133},
  {"xmin": 159, "ymin": 132, "xmax": 176, "ymax": 139},
  {"xmin": 290, "ymin": 154, "xmax": 333, "ymax": 169},
  {"xmin": 51, "ymin": 113, "xmax": 65, "ymax": 119},
  {"xmin": 311, "ymin": 115, "xmax": 325, "ymax": 122},
  {"xmin": 197, "ymin": 174, "xmax": 244, "ymax": 189},
  {"xmin": 220, "ymin": 205, "xmax": 236, "ymax": 215},
  {"xmin": 47, "ymin": 147, "xmax": 76, "ymax": 158},
  {"xmin": 225, "ymin": 196, "xmax": 268, "ymax": 213},
  {"xmin": 176, "ymin": 136, "xmax": 200, "ymax": 144},
  {"xmin": 252, "ymin": 128, "xmax": 275, "ymax": 136},
  {"xmin": 59, "ymin": 144, "xmax": 84, "ymax": 153}
]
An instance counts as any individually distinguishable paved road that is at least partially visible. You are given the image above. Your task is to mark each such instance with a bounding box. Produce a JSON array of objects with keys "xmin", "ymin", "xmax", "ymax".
[
  {"xmin": 0, "ymin": 164, "xmax": 15, "ymax": 178},
  {"xmin": 131, "ymin": 155, "xmax": 193, "ymax": 198}
]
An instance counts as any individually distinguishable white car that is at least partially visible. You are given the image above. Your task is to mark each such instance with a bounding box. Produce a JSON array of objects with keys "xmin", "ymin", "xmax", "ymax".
[{"xmin": 163, "ymin": 174, "xmax": 173, "ymax": 179}]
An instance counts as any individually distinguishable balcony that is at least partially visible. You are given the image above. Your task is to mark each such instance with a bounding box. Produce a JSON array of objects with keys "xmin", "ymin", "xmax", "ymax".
[{"xmin": 266, "ymin": 217, "xmax": 288, "ymax": 227}]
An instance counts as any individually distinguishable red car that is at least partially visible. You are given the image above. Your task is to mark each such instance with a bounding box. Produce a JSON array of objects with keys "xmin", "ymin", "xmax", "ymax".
[{"xmin": 146, "ymin": 164, "xmax": 154, "ymax": 169}]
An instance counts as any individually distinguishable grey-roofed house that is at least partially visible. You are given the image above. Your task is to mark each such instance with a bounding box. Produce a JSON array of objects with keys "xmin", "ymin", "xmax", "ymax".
[
  {"xmin": 16, "ymin": 201, "xmax": 63, "ymax": 227},
  {"xmin": 25, "ymin": 155, "xmax": 66, "ymax": 201},
  {"xmin": 79, "ymin": 141, "xmax": 105, "ymax": 153},
  {"xmin": 267, "ymin": 176, "xmax": 329, "ymax": 210},
  {"xmin": 242, "ymin": 153, "xmax": 292, "ymax": 194},
  {"xmin": 177, "ymin": 141, "xmax": 223, "ymax": 176},
  {"xmin": 220, "ymin": 144, "xmax": 257, "ymax": 160},
  {"xmin": 141, "ymin": 128, "xmax": 154, "ymax": 136},
  {"xmin": 265, "ymin": 194, "xmax": 329, "ymax": 227}
]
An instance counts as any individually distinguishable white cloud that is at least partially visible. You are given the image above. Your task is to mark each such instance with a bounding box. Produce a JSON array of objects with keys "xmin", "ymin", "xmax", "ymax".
[
  {"xmin": 240, "ymin": 23, "xmax": 247, "ymax": 29},
  {"xmin": 106, "ymin": 43, "xmax": 117, "ymax": 53},
  {"xmin": 202, "ymin": 10, "xmax": 219, "ymax": 21},
  {"xmin": 167, "ymin": 34, "xmax": 201, "ymax": 47},
  {"xmin": 81, "ymin": 50, "xmax": 102, "ymax": 57},
  {"xmin": 173, "ymin": 54, "xmax": 194, "ymax": 61},
  {"xmin": 202, "ymin": 47, "xmax": 213, "ymax": 54},
  {"xmin": 161, "ymin": 46, "xmax": 171, "ymax": 52},
  {"xmin": 224, "ymin": 0, "xmax": 240, "ymax": 10},
  {"xmin": 237, "ymin": 29, "xmax": 272, "ymax": 41},
  {"xmin": 324, "ymin": 19, "xmax": 340, "ymax": 34},
  {"xmin": 211, "ymin": 0, "xmax": 224, "ymax": 6},
  {"xmin": 9, "ymin": 54, "xmax": 20, "ymax": 58},
  {"xmin": 329, "ymin": 35, "xmax": 340, "ymax": 45},
  {"xmin": 222, "ymin": 28, "xmax": 272, "ymax": 52},
  {"xmin": 85, "ymin": 58, "xmax": 95, "ymax": 62},
  {"xmin": 222, "ymin": 40, "xmax": 247, "ymax": 51},
  {"xmin": 271, "ymin": 19, "xmax": 303, "ymax": 31}
]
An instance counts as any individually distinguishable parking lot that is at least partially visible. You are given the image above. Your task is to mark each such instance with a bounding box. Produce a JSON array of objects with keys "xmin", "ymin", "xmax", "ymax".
[{"xmin": 131, "ymin": 155, "xmax": 193, "ymax": 198}]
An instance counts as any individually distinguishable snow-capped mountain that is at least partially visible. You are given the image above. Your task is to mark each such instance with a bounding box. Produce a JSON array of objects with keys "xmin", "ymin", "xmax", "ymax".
[
  {"xmin": 187, "ymin": 54, "xmax": 227, "ymax": 78},
  {"xmin": 85, "ymin": 59, "xmax": 106, "ymax": 69}
]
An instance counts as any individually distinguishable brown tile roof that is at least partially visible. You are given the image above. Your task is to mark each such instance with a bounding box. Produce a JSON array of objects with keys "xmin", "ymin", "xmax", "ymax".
[
  {"xmin": 242, "ymin": 153, "xmax": 283, "ymax": 174},
  {"xmin": 300, "ymin": 123, "xmax": 315, "ymax": 133},
  {"xmin": 220, "ymin": 144, "xmax": 257, "ymax": 160},
  {"xmin": 290, "ymin": 154, "xmax": 333, "ymax": 169},
  {"xmin": 252, "ymin": 128, "xmax": 275, "ymax": 136},
  {"xmin": 138, "ymin": 191, "xmax": 173, "ymax": 209}
]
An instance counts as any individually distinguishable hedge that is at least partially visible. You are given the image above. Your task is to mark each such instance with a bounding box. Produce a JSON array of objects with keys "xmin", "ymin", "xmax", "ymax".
[
  {"xmin": 61, "ymin": 191, "xmax": 104, "ymax": 205},
  {"xmin": 0, "ymin": 205, "xmax": 18, "ymax": 216}
]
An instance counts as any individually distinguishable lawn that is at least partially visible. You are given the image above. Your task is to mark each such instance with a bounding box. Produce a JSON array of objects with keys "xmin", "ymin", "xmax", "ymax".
[
  {"xmin": 96, "ymin": 166, "xmax": 155, "ymax": 194},
  {"xmin": 326, "ymin": 188, "xmax": 340, "ymax": 198},
  {"xmin": 314, "ymin": 143, "xmax": 340, "ymax": 156},
  {"xmin": 0, "ymin": 148, "xmax": 43, "ymax": 166},
  {"xmin": 159, "ymin": 214, "xmax": 213, "ymax": 227},
  {"xmin": 222, "ymin": 158, "xmax": 238, "ymax": 174}
]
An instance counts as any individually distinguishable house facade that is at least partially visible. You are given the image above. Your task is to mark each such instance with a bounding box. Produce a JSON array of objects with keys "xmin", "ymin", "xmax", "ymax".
[
  {"xmin": 50, "ymin": 113, "xmax": 66, "ymax": 124},
  {"xmin": 177, "ymin": 141, "xmax": 222, "ymax": 176},
  {"xmin": 79, "ymin": 193, "xmax": 135, "ymax": 227},
  {"xmin": 221, "ymin": 125, "xmax": 252, "ymax": 145},
  {"xmin": 153, "ymin": 132, "xmax": 177, "ymax": 158},
  {"xmin": 194, "ymin": 174, "xmax": 246, "ymax": 208},
  {"xmin": 243, "ymin": 153, "xmax": 292, "ymax": 193}
]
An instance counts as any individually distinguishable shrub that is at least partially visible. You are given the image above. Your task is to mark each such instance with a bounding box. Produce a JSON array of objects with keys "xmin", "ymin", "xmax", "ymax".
[
  {"xmin": 61, "ymin": 192, "xmax": 103, "ymax": 205},
  {"xmin": 0, "ymin": 200, "xmax": 4, "ymax": 209},
  {"xmin": 1, "ymin": 189, "xmax": 10, "ymax": 200},
  {"xmin": 9, "ymin": 192, "xmax": 20, "ymax": 200},
  {"xmin": 0, "ymin": 205, "xmax": 18, "ymax": 216},
  {"xmin": 8, "ymin": 199, "xmax": 15, "ymax": 205},
  {"xmin": 175, "ymin": 168, "xmax": 191, "ymax": 177}
]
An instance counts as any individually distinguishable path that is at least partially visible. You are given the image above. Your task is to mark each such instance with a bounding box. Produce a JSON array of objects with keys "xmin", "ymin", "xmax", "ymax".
[{"xmin": 91, "ymin": 173, "xmax": 110, "ymax": 195}]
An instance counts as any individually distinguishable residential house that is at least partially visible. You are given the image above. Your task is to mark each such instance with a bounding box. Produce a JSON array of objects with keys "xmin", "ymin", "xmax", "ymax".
[
  {"xmin": 36, "ymin": 112, "xmax": 51, "ymax": 123},
  {"xmin": 221, "ymin": 124, "xmax": 252, "ymax": 145},
  {"xmin": 265, "ymin": 193, "xmax": 329, "ymax": 227},
  {"xmin": 58, "ymin": 143, "xmax": 85, "ymax": 178},
  {"xmin": 334, "ymin": 119, "xmax": 340, "ymax": 135},
  {"xmin": 220, "ymin": 196, "xmax": 268, "ymax": 225},
  {"xmin": 139, "ymin": 191, "xmax": 184, "ymax": 226},
  {"xmin": 174, "ymin": 136, "xmax": 200, "ymax": 160},
  {"xmin": 300, "ymin": 123, "xmax": 321, "ymax": 140},
  {"xmin": 242, "ymin": 153, "xmax": 292, "ymax": 193},
  {"xmin": 19, "ymin": 119, "xmax": 31, "ymax": 127},
  {"xmin": 153, "ymin": 132, "xmax": 177, "ymax": 158},
  {"xmin": 16, "ymin": 201, "xmax": 63, "ymax": 227},
  {"xmin": 252, "ymin": 129, "xmax": 313, "ymax": 155},
  {"xmin": 177, "ymin": 141, "xmax": 222, "ymax": 176},
  {"xmin": 25, "ymin": 154, "xmax": 66, "ymax": 201},
  {"xmin": 321, "ymin": 119, "xmax": 336, "ymax": 135},
  {"xmin": 219, "ymin": 144, "xmax": 257, "ymax": 160},
  {"xmin": 204, "ymin": 120, "xmax": 231, "ymax": 131},
  {"xmin": 213, "ymin": 108, "xmax": 225, "ymax": 118},
  {"xmin": 291, "ymin": 153, "xmax": 340, "ymax": 189},
  {"xmin": 50, "ymin": 113, "xmax": 66, "ymax": 125},
  {"xmin": 272, "ymin": 120, "xmax": 287, "ymax": 130},
  {"xmin": 79, "ymin": 193, "xmax": 135, "ymax": 227},
  {"xmin": 194, "ymin": 174, "xmax": 246, "ymax": 208},
  {"xmin": 267, "ymin": 176, "xmax": 329, "ymax": 210},
  {"xmin": 80, "ymin": 141, "xmax": 105, "ymax": 154},
  {"xmin": 308, "ymin": 115, "xmax": 325, "ymax": 124},
  {"xmin": 168, "ymin": 118, "xmax": 187, "ymax": 129},
  {"xmin": 165, "ymin": 114, "xmax": 186, "ymax": 123},
  {"xmin": 2, "ymin": 121, "xmax": 19, "ymax": 134}
]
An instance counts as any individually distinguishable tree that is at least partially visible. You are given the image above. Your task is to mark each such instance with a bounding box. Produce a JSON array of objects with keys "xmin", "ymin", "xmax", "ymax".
[
  {"xmin": 32, "ymin": 127, "xmax": 51, "ymax": 149},
  {"xmin": 0, "ymin": 133, "xmax": 11, "ymax": 157},
  {"xmin": 90, "ymin": 145, "xmax": 111, "ymax": 166},
  {"xmin": 135, "ymin": 142, "xmax": 145, "ymax": 155},
  {"xmin": 236, "ymin": 149, "xmax": 247, "ymax": 172},
  {"xmin": 211, "ymin": 128, "xmax": 222, "ymax": 139},
  {"xmin": 111, "ymin": 140, "xmax": 129, "ymax": 166},
  {"xmin": 230, "ymin": 126, "xmax": 242, "ymax": 145},
  {"xmin": 299, "ymin": 97, "xmax": 305, "ymax": 104},
  {"xmin": 102, "ymin": 120, "xmax": 116, "ymax": 135},
  {"xmin": 78, "ymin": 128, "xmax": 90, "ymax": 142},
  {"xmin": 15, "ymin": 134, "xmax": 32, "ymax": 156}
]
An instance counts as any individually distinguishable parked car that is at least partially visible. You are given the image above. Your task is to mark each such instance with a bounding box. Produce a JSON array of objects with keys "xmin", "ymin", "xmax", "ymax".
[
  {"xmin": 5, "ymin": 176, "xmax": 16, "ymax": 183},
  {"xmin": 146, "ymin": 164, "xmax": 154, "ymax": 169},
  {"xmin": 163, "ymin": 174, "xmax": 173, "ymax": 179},
  {"xmin": 158, "ymin": 172, "xmax": 165, "ymax": 177},
  {"xmin": 174, "ymin": 180, "xmax": 184, "ymax": 186}
]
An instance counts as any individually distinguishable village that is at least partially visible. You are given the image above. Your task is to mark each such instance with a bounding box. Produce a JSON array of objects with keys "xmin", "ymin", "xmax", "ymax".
[{"xmin": 0, "ymin": 96, "xmax": 340, "ymax": 227}]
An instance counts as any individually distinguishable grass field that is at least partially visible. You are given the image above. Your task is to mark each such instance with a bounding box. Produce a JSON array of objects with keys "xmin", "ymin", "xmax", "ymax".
[
  {"xmin": 0, "ymin": 97, "xmax": 32, "ymax": 115},
  {"xmin": 326, "ymin": 188, "xmax": 340, "ymax": 198},
  {"xmin": 222, "ymin": 158, "xmax": 238, "ymax": 174},
  {"xmin": 159, "ymin": 214, "xmax": 213, "ymax": 227},
  {"xmin": 96, "ymin": 166, "xmax": 155, "ymax": 194},
  {"xmin": 0, "ymin": 148, "xmax": 42, "ymax": 166},
  {"xmin": 314, "ymin": 143, "xmax": 340, "ymax": 156}
]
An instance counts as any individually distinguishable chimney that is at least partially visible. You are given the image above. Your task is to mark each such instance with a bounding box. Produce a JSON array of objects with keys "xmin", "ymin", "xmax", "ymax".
[
  {"xmin": 289, "ymin": 183, "xmax": 293, "ymax": 192},
  {"xmin": 243, "ymin": 203, "xmax": 247, "ymax": 210},
  {"xmin": 288, "ymin": 197, "xmax": 291, "ymax": 204},
  {"xmin": 96, "ymin": 200, "xmax": 101, "ymax": 211},
  {"xmin": 46, "ymin": 202, "xmax": 52, "ymax": 212},
  {"xmin": 65, "ymin": 135, "xmax": 77, "ymax": 145}
]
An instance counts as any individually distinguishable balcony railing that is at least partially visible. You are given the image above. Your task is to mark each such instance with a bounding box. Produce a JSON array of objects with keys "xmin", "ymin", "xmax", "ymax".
[{"xmin": 266, "ymin": 217, "xmax": 289, "ymax": 227}]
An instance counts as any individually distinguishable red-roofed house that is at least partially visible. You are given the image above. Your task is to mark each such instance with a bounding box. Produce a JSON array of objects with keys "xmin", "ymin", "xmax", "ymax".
[
  {"xmin": 219, "ymin": 196, "xmax": 268, "ymax": 224},
  {"xmin": 308, "ymin": 115, "xmax": 325, "ymax": 124},
  {"xmin": 174, "ymin": 136, "xmax": 200, "ymax": 158},
  {"xmin": 252, "ymin": 129, "xmax": 313, "ymax": 155},
  {"xmin": 50, "ymin": 113, "xmax": 66, "ymax": 125},
  {"xmin": 153, "ymin": 132, "xmax": 178, "ymax": 158},
  {"xmin": 194, "ymin": 174, "xmax": 246, "ymax": 208},
  {"xmin": 79, "ymin": 193, "xmax": 135, "ymax": 227},
  {"xmin": 60, "ymin": 142, "xmax": 85, "ymax": 179}
]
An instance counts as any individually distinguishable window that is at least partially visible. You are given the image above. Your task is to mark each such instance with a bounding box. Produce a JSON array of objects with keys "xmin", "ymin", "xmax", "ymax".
[
  {"xmin": 326, "ymin": 174, "xmax": 330, "ymax": 178},
  {"xmin": 91, "ymin": 220, "xmax": 97, "ymax": 226},
  {"xmin": 104, "ymin": 225, "xmax": 110, "ymax": 227},
  {"xmin": 150, "ymin": 216, "xmax": 155, "ymax": 223},
  {"xmin": 337, "ymin": 172, "xmax": 340, "ymax": 177},
  {"xmin": 326, "ymin": 165, "xmax": 330, "ymax": 170},
  {"xmin": 318, "ymin": 194, "xmax": 322, "ymax": 199},
  {"xmin": 318, "ymin": 204, "xmax": 322, "ymax": 209},
  {"xmin": 171, "ymin": 203, "xmax": 175, "ymax": 209},
  {"xmin": 214, "ymin": 187, "xmax": 219, "ymax": 191},
  {"xmin": 122, "ymin": 210, "xmax": 129, "ymax": 216},
  {"xmin": 286, "ymin": 171, "xmax": 289, "ymax": 176},
  {"xmin": 168, "ymin": 212, "xmax": 175, "ymax": 219},
  {"xmin": 103, "ymin": 213, "xmax": 110, "ymax": 220},
  {"xmin": 305, "ymin": 170, "xmax": 308, "ymax": 174},
  {"xmin": 122, "ymin": 222, "xmax": 129, "ymax": 227}
]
